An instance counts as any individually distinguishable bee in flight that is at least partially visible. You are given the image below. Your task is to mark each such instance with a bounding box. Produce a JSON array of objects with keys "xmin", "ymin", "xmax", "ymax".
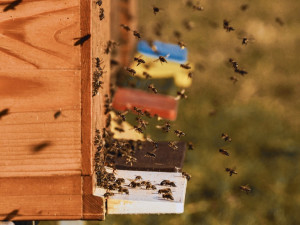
[
  {"xmin": 221, "ymin": 133, "xmax": 232, "ymax": 142},
  {"xmin": 154, "ymin": 55, "xmax": 169, "ymax": 64},
  {"xmin": 240, "ymin": 184, "xmax": 251, "ymax": 194},
  {"xmin": 134, "ymin": 56, "xmax": 146, "ymax": 66},
  {"xmin": 219, "ymin": 148, "xmax": 230, "ymax": 156},
  {"xmin": 225, "ymin": 167, "xmax": 237, "ymax": 176}
]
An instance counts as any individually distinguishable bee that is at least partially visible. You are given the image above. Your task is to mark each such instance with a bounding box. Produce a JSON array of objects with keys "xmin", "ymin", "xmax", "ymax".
[
  {"xmin": 225, "ymin": 167, "xmax": 238, "ymax": 176},
  {"xmin": 145, "ymin": 151, "xmax": 156, "ymax": 158},
  {"xmin": 240, "ymin": 4, "xmax": 249, "ymax": 11},
  {"xmin": 146, "ymin": 39, "xmax": 158, "ymax": 53},
  {"xmin": 118, "ymin": 187, "xmax": 129, "ymax": 195},
  {"xmin": 96, "ymin": 0, "xmax": 102, "ymax": 6},
  {"xmin": 104, "ymin": 191, "xmax": 114, "ymax": 198},
  {"xmin": 120, "ymin": 24, "xmax": 131, "ymax": 31},
  {"xmin": 275, "ymin": 17, "xmax": 284, "ymax": 26},
  {"xmin": 182, "ymin": 171, "xmax": 192, "ymax": 181},
  {"xmin": 223, "ymin": 20, "xmax": 234, "ymax": 32},
  {"xmin": 74, "ymin": 34, "xmax": 91, "ymax": 46},
  {"xmin": 229, "ymin": 58, "xmax": 239, "ymax": 70},
  {"xmin": 180, "ymin": 63, "xmax": 191, "ymax": 70},
  {"xmin": 161, "ymin": 180, "xmax": 176, "ymax": 187},
  {"xmin": 146, "ymin": 137, "xmax": 158, "ymax": 150},
  {"xmin": 3, "ymin": 0, "xmax": 22, "ymax": 12},
  {"xmin": 162, "ymin": 193, "xmax": 174, "ymax": 200},
  {"xmin": 99, "ymin": 8, "xmax": 104, "ymax": 20},
  {"xmin": 174, "ymin": 30, "xmax": 182, "ymax": 39},
  {"xmin": 221, "ymin": 133, "xmax": 232, "ymax": 142},
  {"xmin": 188, "ymin": 72, "xmax": 193, "ymax": 79},
  {"xmin": 156, "ymin": 120, "xmax": 171, "ymax": 132},
  {"xmin": 105, "ymin": 40, "xmax": 118, "ymax": 54},
  {"xmin": 146, "ymin": 184, "xmax": 157, "ymax": 190},
  {"xmin": 32, "ymin": 141, "xmax": 52, "ymax": 153},
  {"xmin": 133, "ymin": 125, "xmax": 144, "ymax": 134},
  {"xmin": 154, "ymin": 55, "xmax": 169, "ymax": 64},
  {"xmin": 114, "ymin": 127, "xmax": 125, "ymax": 132},
  {"xmin": 144, "ymin": 110, "xmax": 152, "ymax": 118},
  {"xmin": 53, "ymin": 110, "xmax": 62, "ymax": 119},
  {"xmin": 136, "ymin": 117, "xmax": 149, "ymax": 129},
  {"xmin": 188, "ymin": 142, "xmax": 194, "ymax": 150},
  {"xmin": 175, "ymin": 89, "xmax": 187, "ymax": 100},
  {"xmin": 143, "ymin": 71, "xmax": 152, "ymax": 79},
  {"xmin": 116, "ymin": 178, "xmax": 125, "ymax": 185},
  {"xmin": 153, "ymin": 6, "xmax": 160, "ymax": 15},
  {"xmin": 106, "ymin": 113, "xmax": 111, "ymax": 128},
  {"xmin": 230, "ymin": 76, "xmax": 238, "ymax": 84},
  {"xmin": 134, "ymin": 56, "xmax": 146, "ymax": 66},
  {"xmin": 192, "ymin": 2, "xmax": 204, "ymax": 11},
  {"xmin": 178, "ymin": 41, "xmax": 186, "ymax": 49},
  {"xmin": 124, "ymin": 67, "xmax": 136, "ymax": 76},
  {"xmin": 240, "ymin": 184, "xmax": 251, "ymax": 194},
  {"xmin": 219, "ymin": 148, "xmax": 230, "ymax": 156},
  {"xmin": 158, "ymin": 188, "xmax": 171, "ymax": 194},
  {"xmin": 133, "ymin": 30, "xmax": 141, "ymax": 39},
  {"xmin": 129, "ymin": 181, "xmax": 141, "ymax": 188},
  {"xmin": 148, "ymin": 84, "xmax": 158, "ymax": 94},
  {"xmin": 95, "ymin": 57, "xmax": 104, "ymax": 69},
  {"xmin": 135, "ymin": 176, "xmax": 142, "ymax": 180},
  {"xmin": 168, "ymin": 141, "xmax": 178, "ymax": 151},
  {"xmin": 0, "ymin": 108, "xmax": 9, "ymax": 119},
  {"xmin": 110, "ymin": 59, "xmax": 119, "ymax": 67},
  {"xmin": 116, "ymin": 110, "xmax": 128, "ymax": 121},
  {"xmin": 174, "ymin": 129, "xmax": 186, "ymax": 138},
  {"xmin": 183, "ymin": 20, "xmax": 194, "ymax": 31},
  {"xmin": 132, "ymin": 107, "xmax": 144, "ymax": 116},
  {"xmin": 235, "ymin": 68, "xmax": 248, "ymax": 76}
]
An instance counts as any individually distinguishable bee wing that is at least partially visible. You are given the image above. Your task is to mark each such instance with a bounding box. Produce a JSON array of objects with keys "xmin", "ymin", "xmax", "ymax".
[{"xmin": 165, "ymin": 53, "xmax": 170, "ymax": 58}]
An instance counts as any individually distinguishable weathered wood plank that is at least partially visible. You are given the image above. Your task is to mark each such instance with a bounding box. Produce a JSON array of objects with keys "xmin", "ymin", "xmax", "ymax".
[{"xmin": 0, "ymin": 0, "xmax": 80, "ymax": 69}]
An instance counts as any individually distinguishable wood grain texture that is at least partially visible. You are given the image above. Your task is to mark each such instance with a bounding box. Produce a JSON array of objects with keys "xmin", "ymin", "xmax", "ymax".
[
  {"xmin": 0, "ymin": 70, "xmax": 81, "ymax": 177},
  {"xmin": 0, "ymin": 0, "xmax": 80, "ymax": 69}
]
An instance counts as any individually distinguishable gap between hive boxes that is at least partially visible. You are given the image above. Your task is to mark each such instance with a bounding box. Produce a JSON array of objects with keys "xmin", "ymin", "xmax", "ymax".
[{"xmin": 94, "ymin": 168, "xmax": 187, "ymax": 214}]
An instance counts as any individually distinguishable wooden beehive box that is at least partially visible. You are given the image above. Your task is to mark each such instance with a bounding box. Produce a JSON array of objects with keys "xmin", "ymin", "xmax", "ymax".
[{"xmin": 0, "ymin": 0, "xmax": 110, "ymax": 220}]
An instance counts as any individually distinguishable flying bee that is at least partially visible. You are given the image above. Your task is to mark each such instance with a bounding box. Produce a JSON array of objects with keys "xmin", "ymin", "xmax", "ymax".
[
  {"xmin": 134, "ymin": 56, "xmax": 146, "ymax": 66},
  {"xmin": 162, "ymin": 193, "xmax": 174, "ymax": 200},
  {"xmin": 137, "ymin": 117, "xmax": 149, "ymax": 129},
  {"xmin": 188, "ymin": 142, "xmax": 194, "ymax": 150},
  {"xmin": 225, "ymin": 167, "xmax": 237, "ymax": 176},
  {"xmin": 153, "ymin": 5, "xmax": 161, "ymax": 15},
  {"xmin": 0, "ymin": 108, "xmax": 9, "ymax": 119},
  {"xmin": 182, "ymin": 172, "xmax": 192, "ymax": 181},
  {"xmin": 146, "ymin": 137, "xmax": 158, "ymax": 149},
  {"xmin": 180, "ymin": 63, "xmax": 191, "ymax": 70},
  {"xmin": 116, "ymin": 110, "xmax": 128, "ymax": 121},
  {"xmin": 154, "ymin": 55, "xmax": 169, "ymax": 64},
  {"xmin": 120, "ymin": 24, "xmax": 131, "ymax": 31},
  {"xmin": 219, "ymin": 148, "xmax": 230, "ymax": 156},
  {"xmin": 168, "ymin": 141, "xmax": 178, "ymax": 151},
  {"xmin": 148, "ymin": 84, "xmax": 158, "ymax": 94},
  {"xmin": 239, "ymin": 36, "xmax": 255, "ymax": 45},
  {"xmin": 174, "ymin": 129, "xmax": 186, "ymax": 138},
  {"xmin": 174, "ymin": 30, "xmax": 182, "ymax": 39},
  {"xmin": 158, "ymin": 188, "xmax": 171, "ymax": 194},
  {"xmin": 156, "ymin": 120, "xmax": 171, "ymax": 132},
  {"xmin": 178, "ymin": 41, "xmax": 186, "ymax": 49},
  {"xmin": 175, "ymin": 89, "xmax": 187, "ymax": 100},
  {"xmin": 275, "ymin": 17, "xmax": 284, "ymax": 26},
  {"xmin": 143, "ymin": 71, "xmax": 152, "ymax": 79},
  {"xmin": 240, "ymin": 184, "xmax": 251, "ymax": 194},
  {"xmin": 230, "ymin": 76, "xmax": 238, "ymax": 84},
  {"xmin": 145, "ymin": 151, "xmax": 156, "ymax": 158},
  {"xmin": 133, "ymin": 107, "xmax": 144, "ymax": 116},
  {"xmin": 221, "ymin": 133, "xmax": 232, "ymax": 142},
  {"xmin": 223, "ymin": 20, "xmax": 235, "ymax": 32},
  {"xmin": 235, "ymin": 68, "xmax": 248, "ymax": 76},
  {"xmin": 188, "ymin": 72, "xmax": 193, "ymax": 78},
  {"xmin": 146, "ymin": 39, "xmax": 158, "ymax": 53},
  {"xmin": 133, "ymin": 125, "xmax": 144, "ymax": 134},
  {"xmin": 240, "ymin": 4, "xmax": 249, "ymax": 11},
  {"xmin": 133, "ymin": 30, "xmax": 141, "ymax": 39},
  {"xmin": 192, "ymin": 2, "xmax": 204, "ymax": 11},
  {"xmin": 229, "ymin": 58, "xmax": 239, "ymax": 69},
  {"xmin": 54, "ymin": 109, "xmax": 62, "ymax": 119},
  {"xmin": 124, "ymin": 67, "xmax": 136, "ymax": 76}
]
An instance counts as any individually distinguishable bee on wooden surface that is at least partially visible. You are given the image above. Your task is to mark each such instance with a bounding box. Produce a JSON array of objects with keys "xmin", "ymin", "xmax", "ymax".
[
  {"xmin": 3, "ymin": 0, "xmax": 22, "ymax": 12},
  {"xmin": 133, "ymin": 125, "xmax": 144, "ymax": 134},
  {"xmin": 99, "ymin": 8, "xmax": 104, "ymax": 21},
  {"xmin": 3, "ymin": 209, "xmax": 20, "ymax": 221},
  {"xmin": 74, "ymin": 34, "xmax": 91, "ymax": 46},
  {"xmin": 105, "ymin": 40, "xmax": 118, "ymax": 54},
  {"xmin": 219, "ymin": 148, "xmax": 230, "ymax": 156},
  {"xmin": 182, "ymin": 172, "xmax": 191, "ymax": 181},
  {"xmin": 32, "ymin": 141, "xmax": 52, "ymax": 153},
  {"xmin": 96, "ymin": 0, "xmax": 102, "ymax": 6},
  {"xmin": 230, "ymin": 76, "xmax": 238, "ymax": 84},
  {"xmin": 221, "ymin": 133, "xmax": 232, "ymax": 142},
  {"xmin": 161, "ymin": 180, "xmax": 176, "ymax": 187},
  {"xmin": 240, "ymin": 184, "xmax": 251, "ymax": 194},
  {"xmin": 174, "ymin": 30, "xmax": 182, "ymax": 39},
  {"xmin": 162, "ymin": 193, "xmax": 174, "ymax": 200},
  {"xmin": 168, "ymin": 141, "xmax": 178, "ymax": 151},
  {"xmin": 104, "ymin": 192, "xmax": 114, "ymax": 198},
  {"xmin": 134, "ymin": 56, "xmax": 146, "ymax": 66},
  {"xmin": 145, "ymin": 151, "xmax": 156, "ymax": 158},
  {"xmin": 114, "ymin": 127, "xmax": 125, "ymax": 133},
  {"xmin": 223, "ymin": 20, "xmax": 235, "ymax": 32},
  {"xmin": 146, "ymin": 137, "xmax": 158, "ymax": 149},
  {"xmin": 153, "ymin": 5, "xmax": 161, "ymax": 15},
  {"xmin": 106, "ymin": 113, "xmax": 111, "ymax": 128},
  {"xmin": 124, "ymin": 67, "xmax": 136, "ymax": 76},
  {"xmin": 183, "ymin": 20, "xmax": 195, "ymax": 31},
  {"xmin": 225, "ymin": 167, "xmax": 237, "ymax": 176},
  {"xmin": 118, "ymin": 187, "xmax": 129, "ymax": 195},
  {"xmin": 54, "ymin": 109, "xmax": 62, "ymax": 119},
  {"xmin": 143, "ymin": 71, "xmax": 152, "ymax": 79},
  {"xmin": 148, "ymin": 84, "xmax": 158, "ymax": 94},
  {"xmin": 175, "ymin": 89, "xmax": 187, "ymax": 100},
  {"xmin": 235, "ymin": 68, "xmax": 248, "ymax": 76},
  {"xmin": 0, "ymin": 108, "xmax": 9, "ymax": 119},
  {"xmin": 154, "ymin": 55, "xmax": 169, "ymax": 64},
  {"xmin": 174, "ymin": 129, "xmax": 186, "ymax": 138},
  {"xmin": 180, "ymin": 63, "xmax": 191, "ymax": 70},
  {"xmin": 178, "ymin": 41, "xmax": 186, "ymax": 49},
  {"xmin": 95, "ymin": 57, "xmax": 104, "ymax": 69},
  {"xmin": 188, "ymin": 142, "xmax": 194, "ymax": 150},
  {"xmin": 275, "ymin": 17, "xmax": 284, "ymax": 26},
  {"xmin": 133, "ymin": 107, "xmax": 144, "ymax": 116},
  {"xmin": 240, "ymin": 4, "xmax": 249, "ymax": 11},
  {"xmin": 120, "ymin": 24, "xmax": 131, "ymax": 31},
  {"xmin": 158, "ymin": 188, "xmax": 171, "ymax": 194},
  {"xmin": 133, "ymin": 30, "xmax": 141, "ymax": 39}
]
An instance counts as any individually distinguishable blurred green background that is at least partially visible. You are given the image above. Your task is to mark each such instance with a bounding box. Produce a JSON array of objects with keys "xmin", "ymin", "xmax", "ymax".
[{"xmin": 42, "ymin": 0, "xmax": 300, "ymax": 224}]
